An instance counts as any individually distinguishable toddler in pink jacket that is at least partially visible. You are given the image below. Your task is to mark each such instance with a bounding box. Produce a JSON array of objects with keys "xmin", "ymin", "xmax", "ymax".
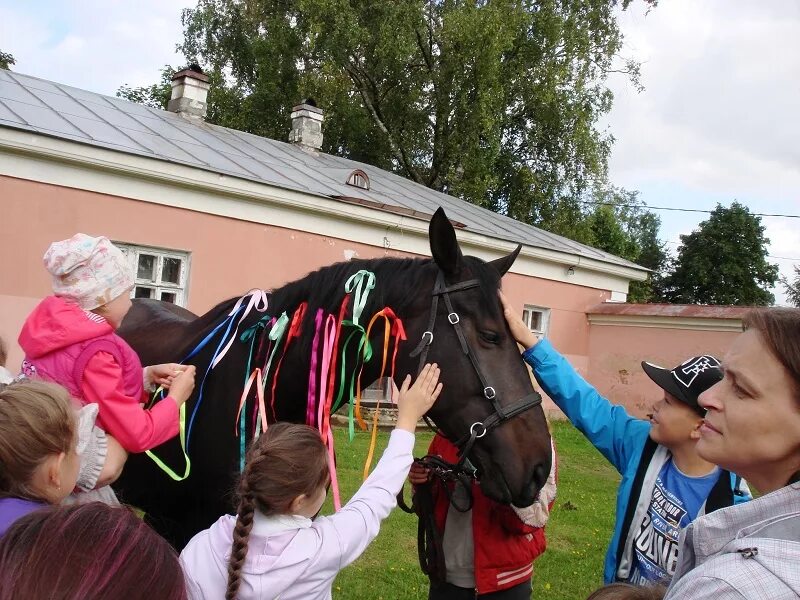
[
  {"xmin": 180, "ymin": 364, "xmax": 443, "ymax": 600},
  {"xmin": 18, "ymin": 234, "xmax": 196, "ymax": 455}
]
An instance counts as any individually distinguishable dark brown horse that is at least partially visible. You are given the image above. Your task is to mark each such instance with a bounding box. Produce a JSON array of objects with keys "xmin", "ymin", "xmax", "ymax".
[{"xmin": 115, "ymin": 208, "xmax": 552, "ymax": 547}]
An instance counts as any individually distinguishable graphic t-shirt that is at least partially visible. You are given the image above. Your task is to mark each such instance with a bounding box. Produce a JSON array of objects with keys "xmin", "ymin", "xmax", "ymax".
[{"xmin": 628, "ymin": 459, "xmax": 719, "ymax": 586}]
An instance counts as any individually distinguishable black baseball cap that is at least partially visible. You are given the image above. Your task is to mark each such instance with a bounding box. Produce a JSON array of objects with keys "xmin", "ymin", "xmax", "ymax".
[{"xmin": 641, "ymin": 355, "xmax": 723, "ymax": 416}]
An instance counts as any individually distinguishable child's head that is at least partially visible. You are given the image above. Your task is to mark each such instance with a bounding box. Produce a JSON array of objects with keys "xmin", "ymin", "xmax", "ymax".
[
  {"xmin": 226, "ymin": 422, "xmax": 329, "ymax": 600},
  {"xmin": 641, "ymin": 355, "xmax": 722, "ymax": 449},
  {"xmin": 44, "ymin": 233, "xmax": 134, "ymax": 327},
  {"xmin": 0, "ymin": 502, "xmax": 187, "ymax": 600},
  {"xmin": 0, "ymin": 381, "xmax": 80, "ymax": 504},
  {"xmin": 586, "ymin": 583, "xmax": 665, "ymax": 600}
]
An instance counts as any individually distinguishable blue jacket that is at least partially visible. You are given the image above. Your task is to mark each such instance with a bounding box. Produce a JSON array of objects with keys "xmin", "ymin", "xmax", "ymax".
[{"xmin": 523, "ymin": 340, "xmax": 750, "ymax": 584}]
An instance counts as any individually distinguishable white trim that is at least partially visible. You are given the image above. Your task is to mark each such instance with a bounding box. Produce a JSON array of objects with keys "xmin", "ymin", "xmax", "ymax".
[
  {"xmin": 0, "ymin": 128, "xmax": 646, "ymax": 294},
  {"xmin": 496, "ymin": 564, "xmax": 533, "ymax": 586},
  {"xmin": 587, "ymin": 313, "xmax": 744, "ymax": 332},
  {"xmin": 609, "ymin": 290, "xmax": 628, "ymax": 303}
]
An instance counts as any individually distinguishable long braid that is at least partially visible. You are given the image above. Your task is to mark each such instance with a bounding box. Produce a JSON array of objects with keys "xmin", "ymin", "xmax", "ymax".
[
  {"xmin": 223, "ymin": 423, "xmax": 330, "ymax": 599},
  {"xmin": 226, "ymin": 447, "xmax": 269, "ymax": 600}
]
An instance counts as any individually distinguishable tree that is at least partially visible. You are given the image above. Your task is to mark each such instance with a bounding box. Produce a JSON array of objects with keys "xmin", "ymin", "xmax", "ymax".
[
  {"xmin": 120, "ymin": 0, "xmax": 653, "ymax": 233},
  {"xmin": 661, "ymin": 202, "xmax": 778, "ymax": 306},
  {"xmin": 583, "ymin": 186, "xmax": 668, "ymax": 302},
  {"xmin": 780, "ymin": 265, "xmax": 800, "ymax": 307},
  {"xmin": 117, "ymin": 65, "xmax": 172, "ymax": 109},
  {"xmin": 0, "ymin": 51, "xmax": 15, "ymax": 70}
]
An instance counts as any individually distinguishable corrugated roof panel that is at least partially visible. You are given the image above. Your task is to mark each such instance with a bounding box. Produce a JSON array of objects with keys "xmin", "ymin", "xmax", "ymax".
[
  {"xmin": 128, "ymin": 113, "xmax": 207, "ymax": 145},
  {"xmin": 59, "ymin": 112, "xmax": 148, "ymax": 151},
  {"xmin": 1, "ymin": 98, "xmax": 88, "ymax": 139},
  {"xmin": 103, "ymin": 95, "xmax": 157, "ymax": 118},
  {"xmin": 175, "ymin": 141, "xmax": 256, "ymax": 176},
  {"xmin": 8, "ymin": 73, "xmax": 66, "ymax": 97},
  {"xmin": 60, "ymin": 85, "xmax": 120, "ymax": 109},
  {"xmin": 215, "ymin": 152, "xmax": 308, "ymax": 190},
  {"xmin": 168, "ymin": 121, "xmax": 252, "ymax": 158},
  {"xmin": 114, "ymin": 127, "xmax": 202, "ymax": 163},
  {"xmin": 82, "ymin": 103, "xmax": 153, "ymax": 133},
  {"xmin": 0, "ymin": 78, "xmax": 48, "ymax": 106},
  {"xmin": 25, "ymin": 87, "xmax": 103, "ymax": 121},
  {"xmin": 0, "ymin": 100, "xmax": 25, "ymax": 125}
]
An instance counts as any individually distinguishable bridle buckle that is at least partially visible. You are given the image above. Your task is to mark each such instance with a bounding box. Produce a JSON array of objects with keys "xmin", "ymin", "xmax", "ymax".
[
  {"xmin": 470, "ymin": 422, "xmax": 487, "ymax": 439},
  {"xmin": 447, "ymin": 312, "xmax": 460, "ymax": 325}
]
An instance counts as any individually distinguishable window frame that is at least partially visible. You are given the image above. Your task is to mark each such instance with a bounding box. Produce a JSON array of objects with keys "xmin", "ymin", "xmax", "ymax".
[
  {"xmin": 113, "ymin": 242, "xmax": 191, "ymax": 307},
  {"xmin": 521, "ymin": 304, "xmax": 551, "ymax": 338}
]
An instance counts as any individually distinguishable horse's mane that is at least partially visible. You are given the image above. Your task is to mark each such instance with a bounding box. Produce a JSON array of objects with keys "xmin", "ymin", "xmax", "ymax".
[{"xmin": 180, "ymin": 254, "xmax": 503, "ymax": 359}]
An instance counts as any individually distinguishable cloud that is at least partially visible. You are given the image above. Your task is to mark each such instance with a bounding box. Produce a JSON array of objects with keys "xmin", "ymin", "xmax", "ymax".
[
  {"xmin": 605, "ymin": 0, "xmax": 800, "ymax": 304},
  {"xmin": 0, "ymin": 0, "xmax": 194, "ymax": 95}
]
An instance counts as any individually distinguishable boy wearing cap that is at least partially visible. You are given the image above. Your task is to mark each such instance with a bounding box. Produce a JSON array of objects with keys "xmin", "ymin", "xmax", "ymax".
[{"xmin": 499, "ymin": 293, "xmax": 750, "ymax": 586}]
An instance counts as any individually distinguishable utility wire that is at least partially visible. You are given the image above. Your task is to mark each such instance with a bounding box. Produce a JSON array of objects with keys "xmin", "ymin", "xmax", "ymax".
[{"xmin": 579, "ymin": 199, "xmax": 800, "ymax": 219}]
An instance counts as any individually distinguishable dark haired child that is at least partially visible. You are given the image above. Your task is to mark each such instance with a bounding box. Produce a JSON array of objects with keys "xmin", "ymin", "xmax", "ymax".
[
  {"xmin": 0, "ymin": 502, "xmax": 187, "ymax": 600},
  {"xmin": 181, "ymin": 363, "xmax": 444, "ymax": 600}
]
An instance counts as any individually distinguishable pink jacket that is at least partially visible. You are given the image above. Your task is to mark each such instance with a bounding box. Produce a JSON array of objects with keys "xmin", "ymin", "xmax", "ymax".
[
  {"xmin": 180, "ymin": 429, "xmax": 415, "ymax": 600},
  {"xmin": 18, "ymin": 295, "xmax": 179, "ymax": 453}
]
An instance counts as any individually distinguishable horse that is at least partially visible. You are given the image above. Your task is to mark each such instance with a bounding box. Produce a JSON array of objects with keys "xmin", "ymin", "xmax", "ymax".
[{"xmin": 115, "ymin": 207, "xmax": 552, "ymax": 548}]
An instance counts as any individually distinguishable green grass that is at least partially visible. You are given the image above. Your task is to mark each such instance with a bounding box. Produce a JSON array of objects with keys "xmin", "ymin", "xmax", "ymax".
[{"xmin": 328, "ymin": 422, "xmax": 620, "ymax": 599}]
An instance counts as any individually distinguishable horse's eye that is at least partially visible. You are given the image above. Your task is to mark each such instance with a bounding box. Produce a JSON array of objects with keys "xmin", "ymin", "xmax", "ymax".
[{"xmin": 479, "ymin": 330, "xmax": 501, "ymax": 344}]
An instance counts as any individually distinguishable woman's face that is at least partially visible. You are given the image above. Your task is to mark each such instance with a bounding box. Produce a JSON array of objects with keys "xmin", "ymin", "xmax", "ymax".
[{"xmin": 698, "ymin": 328, "xmax": 800, "ymax": 492}]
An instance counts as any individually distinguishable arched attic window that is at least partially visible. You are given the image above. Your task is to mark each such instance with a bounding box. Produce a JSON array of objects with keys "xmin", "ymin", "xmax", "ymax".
[{"xmin": 346, "ymin": 169, "xmax": 370, "ymax": 190}]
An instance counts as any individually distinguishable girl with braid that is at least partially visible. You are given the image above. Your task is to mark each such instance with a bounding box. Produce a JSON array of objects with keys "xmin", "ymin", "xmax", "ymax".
[{"xmin": 180, "ymin": 363, "xmax": 443, "ymax": 600}]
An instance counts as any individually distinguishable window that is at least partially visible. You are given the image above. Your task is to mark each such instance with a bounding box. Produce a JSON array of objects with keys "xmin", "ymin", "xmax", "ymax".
[
  {"xmin": 521, "ymin": 305, "xmax": 550, "ymax": 337},
  {"xmin": 346, "ymin": 169, "xmax": 370, "ymax": 190},
  {"xmin": 114, "ymin": 243, "xmax": 190, "ymax": 306}
]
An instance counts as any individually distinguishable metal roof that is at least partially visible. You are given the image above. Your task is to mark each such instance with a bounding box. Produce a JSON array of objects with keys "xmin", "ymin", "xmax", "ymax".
[
  {"xmin": 588, "ymin": 303, "xmax": 750, "ymax": 319},
  {"xmin": 0, "ymin": 69, "xmax": 645, "ymax": 271}
]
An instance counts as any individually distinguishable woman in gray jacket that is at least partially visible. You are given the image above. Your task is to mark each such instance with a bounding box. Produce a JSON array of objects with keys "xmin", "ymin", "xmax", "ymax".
[{"xmin": 666, "ymin": 308, "xmax": 800, "ymax": 599}]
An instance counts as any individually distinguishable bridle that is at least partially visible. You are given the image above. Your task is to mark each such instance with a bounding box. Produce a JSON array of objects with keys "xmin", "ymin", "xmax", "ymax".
[
  {"xmin": 408, "ymin": 270, "xmax": 543, "ymax": 472},
  {"xmin": 399, "ymin": 270, "xmax": 543, "ymax": 586}
]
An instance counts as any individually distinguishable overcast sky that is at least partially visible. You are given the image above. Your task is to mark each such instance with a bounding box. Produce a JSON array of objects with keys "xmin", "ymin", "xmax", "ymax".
[{"xmin": 2, "ymin": 0, "xmax": 798, "ymax": 303}]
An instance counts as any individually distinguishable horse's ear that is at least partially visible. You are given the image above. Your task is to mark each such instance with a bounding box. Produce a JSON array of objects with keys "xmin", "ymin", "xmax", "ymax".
[
  {"xmin": 429, "ymin": 207, "xmax": 463, "ymax": 275},
  {"xmin": 489, "ymin": 244, "xmax": 522, "ymax": 277}
]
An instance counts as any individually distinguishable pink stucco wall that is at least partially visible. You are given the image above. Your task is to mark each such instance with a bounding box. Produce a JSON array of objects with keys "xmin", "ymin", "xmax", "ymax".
[
  {"xmin": 586, "ymin": 324, "xmax": 740, "ymax": 418},
  {"xmin": 0, "ymin": 174, "xmax": 605, "ymax": 412}
]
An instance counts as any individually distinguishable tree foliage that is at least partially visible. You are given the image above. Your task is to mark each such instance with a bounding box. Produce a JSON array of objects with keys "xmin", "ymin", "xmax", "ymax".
[
  {"xmin": 0, "ymin": 51, "xmax": 15, "ymax": 70},
  {"xmin": 119, "ymin": 0, "xmax": 652, "ymax": 228},
  {"xmin": 583, "ymin": 186, "xmax": 667, "ymax": 302},
  {"xmin": 780, "ymin": 265, "xmax": 800, "ymax": 308},
  {"xmin": 661, "ymin": 202, "xmax": 778, "ymax": 306},
  {"xmin": 117, "ymin": 65, "xmax": 173, "ymax": 109}
]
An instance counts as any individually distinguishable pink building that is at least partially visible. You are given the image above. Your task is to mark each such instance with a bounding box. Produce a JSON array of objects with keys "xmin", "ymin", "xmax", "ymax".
[{"xmin": 0, "ymin": 68, "xmax": 744, "ymax": 416}]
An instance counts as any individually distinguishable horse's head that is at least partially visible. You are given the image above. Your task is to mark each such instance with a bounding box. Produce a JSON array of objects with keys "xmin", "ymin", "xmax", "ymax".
[{"xmin": 396, "ymin": 208, "xmax": 552, "ymax": 507}]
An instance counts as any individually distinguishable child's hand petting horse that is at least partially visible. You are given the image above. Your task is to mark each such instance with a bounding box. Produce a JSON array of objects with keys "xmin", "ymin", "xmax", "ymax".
[
  {"xmin": 498, "ymin": 290, "xmax": 539, "ymax": 350},
  {"xmin": 396, "ymin": 363, "xmax": 443, "ymax": 432}
]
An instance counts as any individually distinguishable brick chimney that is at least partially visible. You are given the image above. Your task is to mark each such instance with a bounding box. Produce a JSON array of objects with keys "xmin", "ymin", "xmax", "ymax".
[
  {"xmin": 167, "ymin": 65, "xmax": 210, "ymax": 121},
  {"xmin": 289, "ymin": 99, "xmax": 323, "ymax": 150}
]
